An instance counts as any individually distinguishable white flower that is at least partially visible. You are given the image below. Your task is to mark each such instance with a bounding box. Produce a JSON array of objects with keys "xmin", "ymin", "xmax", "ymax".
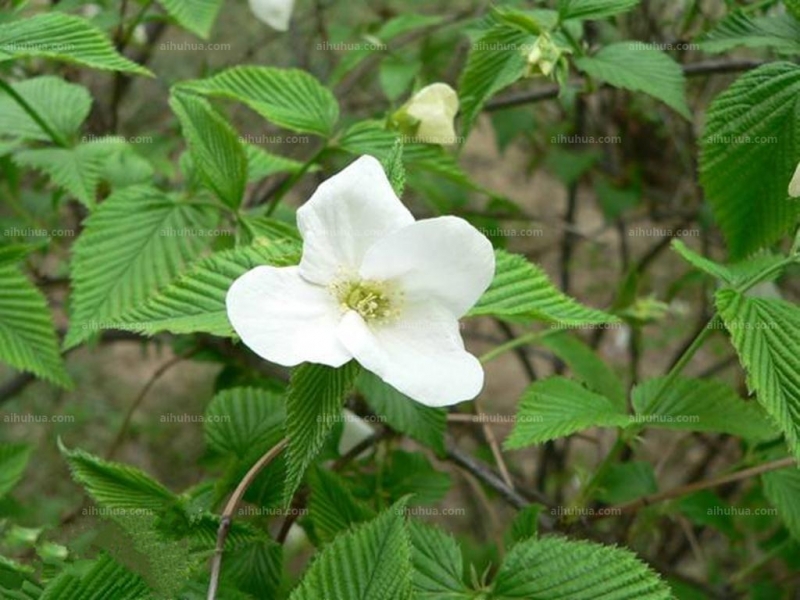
[
  {"xmin": 226, "ymin": 155, "xmax": 495, "ymax": 407},
  {"xmin": 248, "ymin": 0, "xmax": 295, "ymax": 32},
  {"xmin": 402, "ymin": 83, "xmax": 460, "ymax": 145},
  {"xmin": 789, "ymin": 161, "xmax": 800, "ymax": 198}
]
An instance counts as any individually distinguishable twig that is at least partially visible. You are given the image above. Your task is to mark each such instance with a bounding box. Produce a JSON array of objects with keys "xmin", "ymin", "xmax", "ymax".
[
  {"xmin": 106, "ymin": 349, "xmax": 196, "ymax": 459},
  {"xmin": 486, "ymin": 59, "xmax": 765, "ymax": 112},
  {"xmin": 474, "ymin": 399, "xmax": 515, "ymax": 491},
  {"xmin": 445, "ymin": 439, "xmax": 551, "ymax": 511},
  {"xmin": 595, "ymin": 457, "xmax": 796, "ymax": 519},
  {"xmin": 207, "ymin": 438, "xmax": 289, "ymax": 600}
]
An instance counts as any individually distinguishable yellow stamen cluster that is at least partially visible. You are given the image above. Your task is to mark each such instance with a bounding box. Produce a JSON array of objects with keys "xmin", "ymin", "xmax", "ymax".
[{"xmin": 331, "ymin": 279, "xmax": 400, "ymax": 323}]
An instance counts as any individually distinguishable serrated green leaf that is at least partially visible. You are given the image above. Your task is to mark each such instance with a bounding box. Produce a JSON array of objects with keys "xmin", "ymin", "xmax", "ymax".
[
  {"xmin": 699, "ymin": 62, "xmax": 800, "ymax": 258},
  {"xmin": 180, "ymin": 67, "xmax": 339, "ymax": 136},
  {"xmin": 408, "ymin": 520, "xmax": 470, "ymax": 599},
  {"xmin": 0, "ymin": 265, "xmax": 71, "ymax": 388},
  {"xmin": 762, "ymin": 463, "xmax": 800, "ymax": 541},
  {"xmin": 505, "ymin": 377, "xmax": 629, "ymax": 448},
  {"xmin": 491, "ymin": 536, "xmax": 673, "ymax": 599},
  {"xmin": 0, "ymin": 13, "xmax": 151, "ymax": 75},
  {"xmin": 39, "ymin": 554, "xmax": 150, "ymax": 600},
  {"xmin": 575, "ymin": 42, "xmax": 690, "ymax": 118},
  {"xmin": 60, "ymin": 441, "xmax": 178, "ymax": 511},
  {"xmin": 632, "ymin": 376, "xmax": 777, "ymax": 441},
  {"xmin": 245, "ymin": 144, "xmax": 306, "ymax": 182},
  {"xmin": 113, "ymin": 240, "xmax": 299, "ymax": 337},
  {"xmin": 358, "ymin": 370, "xmax": 446, "ymax": 455},
  {"xmin": 696, "ymin": 11, "xmax": 800, "ymax": 54},
  {"xmin": 0, "ymin": 443, "xmax": 32, "ymax": 499},
  {"xmin": 469, "ymin": 249, "xmax": 619, "ymax": 325},
  {"xmin": 540, "ymin": 331, "xmax": 626, "ymax": 410},
  {"xmin": 0, "ymin": 76, "xmax": 91, "ymax": 142},
  {"xmin": 458, "ymin": 25, "xmax": 533, "ymax": 137},
  {"xmin": 379, "ymin": 450, "xmax": 451, "ymax": 506},
  {"xmin": 65, "ymin": 185, "xmax": 218, "ymax": 348},
  {"xmin": 309, "ymin": 467, "xmax": 375, "ymax": 543},
  {"xmin": 284, "ymin": 362, "xmax": 360, "ymax": 505},
  {"xmin": 558, "ymin": 0, "xmax": 641, "ymax": 20},
  {"xmin": 715, "ymin": 290, "xmax": 800, "ymax": 460},
  {"xmin": 289, "ymin": 500, "xmax": 413, "ymax": 600},
  {"xmin": 222, "ymin": 539, "xmax": 283, "ymax": 598},
  {"xmin": 338, "ymin": 120, "xmax": 399, "ymax": 160},
  {"xmin": 204, "ymin": 387, "xmax": 285, "ymax": 459},
  {"xmin": 671, "ymin": 240, "xmax": 787, "ymax": 289},
  {"xmin": 14, "ymin": 143, "xmax": 104, "ymax": 208},
  {"xmin": 157, "ymin": 0, "xmax": 223, "ymax": 38},
  {"xmin": 596, "ymin": 461, "xmax": 657, "ymax": 505},
  {"xmin": 170, "ymin": 91, "xmax": 247, "ymax": 208}
]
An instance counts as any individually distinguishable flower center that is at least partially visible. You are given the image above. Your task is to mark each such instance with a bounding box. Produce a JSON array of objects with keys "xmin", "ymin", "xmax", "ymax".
[{"xmin": 332, "ymin": 279, "xmax": 400, "ymax": 323}]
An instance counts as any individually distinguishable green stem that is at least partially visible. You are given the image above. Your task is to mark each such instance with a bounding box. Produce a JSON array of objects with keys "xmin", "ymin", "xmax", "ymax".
[
  {"xmin": 265, "ymin": 146, "xmax": 327, "ymax": 217},
  {"xmin": 0, "ymin": 78, "xmax": 67, "ymax": 147},
  {"xmin": 479, "ymin": 330, "xmax": 547, "ymax": 364}
]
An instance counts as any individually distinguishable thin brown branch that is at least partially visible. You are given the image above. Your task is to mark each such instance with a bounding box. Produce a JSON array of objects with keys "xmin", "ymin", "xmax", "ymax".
[
  {"xmin": 595, "ymin": 457, "xmax": 796, "ymax": 519},
  {"xmin": 207, "ymin": 438, "xmax": 289, "ymax": 600}
]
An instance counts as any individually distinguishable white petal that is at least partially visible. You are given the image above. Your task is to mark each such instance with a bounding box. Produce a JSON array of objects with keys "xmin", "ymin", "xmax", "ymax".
[
  {"xmin": 338, "ymin": 409, "xmax": 375, "ymax": 455},
  {"xmin": 789, "ymin": 161, "xmax": 800, "ymax": 198},
  {"xmin": 359, "ymin": 216, "xmax": 495, "ymax": 318},
  {"xmin": 405, "ymin": 83, "xmax": 459, "ymax": 145},
  {"xmin": 248, "ymin": 0, "xmax": 295, "ymax": 31},
  {"xmin": 337, "ymin": 304, "xmax": 484, "ymax": 407},
  {"xmin": 297, "ymin": 155, "xmax": 414, "ymax": 284},
  {"xmin": 226, "ymin": 266, "xmax": 351, "ymax": 367}
]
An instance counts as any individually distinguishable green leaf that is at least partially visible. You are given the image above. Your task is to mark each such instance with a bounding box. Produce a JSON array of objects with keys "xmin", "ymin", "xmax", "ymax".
[
  {"xmin": 180, "ymin": 67, "xmax": 339, "ymax": 136},
  {"xmin": 222, "ymin": 539, "xmax": 283, "ymax": 599},
  {"xmin": 762, "ymin": 462, "xmax": 800, "ymax": 541},
  {"xmin": 0, "ymin": 443, "xmax": 32, "ymax": 499},
  {"xmin": 40, "ymin": 554, "xmax": 150, "ymax": 600},
  {"xmin": 458, "ymin": 25, "xmax": 534, "ymax": 136},
  {"xmin": 575, "ymin": 42, "xmax": 690, "ymax": 118},
  {"xmin": 170, "ymin": 91, "xmax": 247, "ymax": 208},
  {"xmin": 59, "ymin": 441, "xmax": 178, "ymax": 511},
  {"xmin": 308, "ymin": 467, "xmax": 375, "ymax": 543},
  {"xmin": 14, "ymin": 143, "xmax": 104, "ymax": 208},
  {"xmin": 671, "ymin": 240, "xmax": 787, "ymax": 288},
  {"xmin": 596, "ymin": 461, "xmax": 657, "ymax": 505},
  {"xmin": 558, "ymin": 0, "xmax": 641, "ymax": 20},
  {"xmin": 469, "ymin": 249, "xmax": 619, "ymax": 326},
  {"xmin": 379, "ymin": 450, "xmax": 451, "ymax": 506},
  {"xmin": 0, "ymin": 265, "xmax": 71, "ymax": 388},
  {"xmin": 0, "ymin": 76, "xmax": 91, "ymax": 142},
  {"xmin": 787, "ymin": 0, "xmax": 800, "ymax": 21},
  {"xmin": 157, "ymin": 0, "xmax": 223, "ymax": 38},
  {"xmin": 540, "ymin": 331, "xmax": 626, "ymax": 410},
  {"xmin": 491, "ymin": 536, "xmax": 673, "ymax": 599},
  {"xmin": 288, "ymin": 500, "xmax": 413, "ymax": 600},
  {"xmin": 284, "ymin": 362, "xmax": 360, "ymax": 505},
  {"xmin": 699, "ymin": 62, "xmax": 800, "ymax": 258},
  {"xmin": 632, "ymin": 376, "xmax": 777, "ymax": 441},
  {"xmin": 358, "ymin": 370, "xmax": 446, "ymax": 455},
  {"xmin": 697, "ymin": 12, "xmax": 800, "ymax": 54},
  {"xmin": 505, "ymin": 377, "xmax": 629, "ymax": 448},
  {"xmin": 382, "ymin": 138, "xmax": 406, "ymax": 197},
  {"xmin": 204, "ymin": 387, "xmax": 285, "ymax": 459},
  {"xmin": 114, "ymin": 240, "xmax": 299, "ymax": 337},
  {"xmin": 0, "ymin": 13, "xmax": 151, "ymax": 75},
  {"xmin": 509, "ymin": 504, "xmax": 543, "ymax": 542},
  {"xmin": 65, "ymin": 185, "xmax": 218, "ymax": 348},
  {"xmin": 408, "ymin": 520, "xmax": 470, "ymax": 599},
  {"xmin": 245, "ymin": 144, "xmax": 306, "ymax": 182},
  {"xmin": 338, "ymin": 120, "xmax": 399, "ymax": 161},
  {"xmin": 715, "ymin": 290, "xmax": 800, "ymax": 460}
]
